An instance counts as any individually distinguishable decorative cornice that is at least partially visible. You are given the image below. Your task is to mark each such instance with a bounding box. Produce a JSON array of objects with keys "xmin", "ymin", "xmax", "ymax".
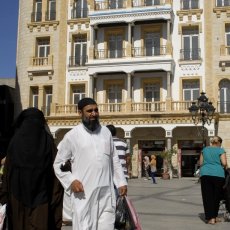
[
  {"xmin": 89, "ymin": 8, "xmax": 172, "ymax": 24},
  {"xmin": 47, "ymin": 113, "xmax": 201, "ymax": 127},
  {"xmin": 27, "ymin": 21, "xmax": 59, "ymax": 32},
  {"xmin": 176, "ymin": 9, "xmax": 203, "ymax": 21}
]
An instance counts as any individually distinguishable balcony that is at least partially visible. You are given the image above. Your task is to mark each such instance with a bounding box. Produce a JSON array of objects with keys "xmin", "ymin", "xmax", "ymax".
[
  {"xmin": 95, "ymin": 0, "xmax": 127, "ymax": 10},
  {"xmin": 69, "ymin": 56, "xmax": 88, "ymax": 67},
  {"xmin": 71, "ymin": 8, "xmax": 88, "ymax": 18},
  {"xmin": 132, "ymin": 0, "xmax": 166, "ymax": 7},
  {"xmin": 180, "ymin": 0, "xmax": 199, "ymax": 10},
  {"xmin": 216, "ymin": 0, "xmax": 230, "ymax": 7},
  {"xmin": 48, "ymin": 100, "xmax": 194, "ymax": 116},
  {"xmin": 31, "ymin": 11, "xmax": 42, "ymax": 22},
  {"xmin": 27, "ymin": 55, "xmax": 54, "ymax": 78},
  {"xmin": 132, "ymin": 46, "xmax": 167, "ymax": 57},
  {"xmin": 179, "ymin": 48, "xmax": 201, "ymax": 61},
  {"xmin": 94, "ymin": 49, "xmax": 126, "ymax": 59},
  {"xmin": 45, "ymin": 11, "xmax": 56, "ymax": 21}
]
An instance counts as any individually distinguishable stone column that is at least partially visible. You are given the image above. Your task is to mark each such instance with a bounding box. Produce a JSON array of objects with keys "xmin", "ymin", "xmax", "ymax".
[{"xmin": 89, "ymin": 74, "xmax": 94, "ymax": 98}]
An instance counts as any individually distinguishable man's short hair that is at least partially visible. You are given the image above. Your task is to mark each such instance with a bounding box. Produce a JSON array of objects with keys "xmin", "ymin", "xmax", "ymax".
[
  {"xmin": 106, "ymin": 124, "xmax": 117, "ymax": 136},
  {"xmin": 77, "ymin": 98, "xmax": 97, "ymax": 111}
]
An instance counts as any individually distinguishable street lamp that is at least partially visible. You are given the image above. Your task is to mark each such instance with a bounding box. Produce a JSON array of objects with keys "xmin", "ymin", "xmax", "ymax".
[{"xmin": 188, "ymin": 92, "xmax": 216, "ymax": 146}]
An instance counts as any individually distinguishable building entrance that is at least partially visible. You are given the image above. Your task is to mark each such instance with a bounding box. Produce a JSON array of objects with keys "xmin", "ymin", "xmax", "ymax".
[
  {"xmin": 178, "ymin": 140, "xmax": 203, "ymax": 177},
  {"xmin": 138, "ymin": 140, "xmax": 165, "ymax": 177}
]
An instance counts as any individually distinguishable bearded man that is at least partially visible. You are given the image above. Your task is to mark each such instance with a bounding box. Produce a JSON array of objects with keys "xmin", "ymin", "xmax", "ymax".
[{"xmin": 53, "ymin": 98, "xmax": 127, "ymax": 230}]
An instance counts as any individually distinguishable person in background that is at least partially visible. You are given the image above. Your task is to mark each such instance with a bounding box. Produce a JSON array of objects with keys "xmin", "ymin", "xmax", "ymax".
[
  {"xmin": 0, "ymin": 108, "xmax": 63, "ymax": 230},
  {"xmin": 106, "ymin": 124, "xmax": 130, "ymax": 181},
  {"xmin": 199, "ymin": 136, "xmax": 227, "ymax": 225},
  {"xmin": 53, "ymin": 98, "xmax": 127, "ymax": 230},
  {"xmin": 143, "ymin": 155, "xmax": 150, "ymax": 180},
  {"xmin": 150, "ymin": 155, "xmax": 157, "ymax": 184}
]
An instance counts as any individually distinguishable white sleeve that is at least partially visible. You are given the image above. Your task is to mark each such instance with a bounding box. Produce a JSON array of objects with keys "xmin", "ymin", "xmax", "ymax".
[
  {"xmin": 112, "ymin": 139, "xmax": 127, "ymax": 188},
  {"xmin": 53, "ymin": 135, "xmax": 76, "ymax": 193}
]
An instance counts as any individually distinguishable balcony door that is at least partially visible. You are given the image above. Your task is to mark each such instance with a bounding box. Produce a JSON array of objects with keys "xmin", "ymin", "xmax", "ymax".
[
  {"xmin": 220, "ymin": 80, "xmax": 230, "ymax": 113},
  {"xmin": 182, "ymin": 28, "xmax": 199, "ymax": 60},
  {"xmin": 145, "ymin": 32, "xmax": 160, "ymax": 56},
  {"xmin": 181, "ymin": 0, "xmax": 199, "ymax": 9},
  {"xmin": 109, "ymin": 0, "xmax": 123, "ymax": 9},
  {"xmin": 145, "ymin": 0, "xmax": 161, "ymax": 6},
  {"xmin": 226, "ymin": 25, "xmax": 230, "ymax": 55},
  {"xmin": 108, "ymin": 34, "xmax": 123, "ymax": 58},
  {"xmin": 73, "ymin": 35, "xmax": 87, "ymax": 66}
]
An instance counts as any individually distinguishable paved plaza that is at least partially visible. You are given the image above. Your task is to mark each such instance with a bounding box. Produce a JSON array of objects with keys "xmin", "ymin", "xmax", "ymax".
[{"xmin": 62, "ymin": 177, "xmax": 229, "ymax": 230}]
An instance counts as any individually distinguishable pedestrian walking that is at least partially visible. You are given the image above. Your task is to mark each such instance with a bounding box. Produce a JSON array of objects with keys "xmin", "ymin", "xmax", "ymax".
[
  {"xmin": 106, "ymin": 124, "xmax": 130, "ymax": 181},
  {"xmin": 0, "ymin": 107, "xmax": 63, "ymax": 230},
  {"xmin": 53, "ymin": 97, "xmax": 127, "ymax": 230},
  {"xmin": 143, "ymin": 155, "xmax": 150, "ymax": 180},
  {"xmin": 199, "ymin": 136, "xmax": 227, "ymax": 225},
  {"xmin": 150, "ymin": 155, "xmax": 157, "ymax": 184}
]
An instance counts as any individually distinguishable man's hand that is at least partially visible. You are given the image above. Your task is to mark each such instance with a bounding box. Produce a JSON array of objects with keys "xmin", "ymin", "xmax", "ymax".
[
  {"xmin": 118, "ymin": 185, "xmax": 127, "ymax": 196},
  {"xmin": 71, "ymin": 179, "xmax": 84, "ymax": 193}
]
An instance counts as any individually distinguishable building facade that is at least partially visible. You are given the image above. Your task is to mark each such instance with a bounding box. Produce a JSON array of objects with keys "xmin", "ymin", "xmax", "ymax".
[{"xmin": 15, "ymin": 0, "xmax": 230, "ymax": 177}]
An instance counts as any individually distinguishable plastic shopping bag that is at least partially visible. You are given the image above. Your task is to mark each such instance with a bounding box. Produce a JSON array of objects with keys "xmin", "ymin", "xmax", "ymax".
[
  {"xmin": 115, "ymin": 196, "xmax": 143, "ymax": 230},
  {"xmin": 124, "ymin": 196, "xmax": 143, "ymax": 230},
  {"xmin": 115, "ymin": 196, "xmax": 126, "ymax": 229},
  {"xmin": 0, "ymin": 204, "xmax": 6, "ymax": 230}
]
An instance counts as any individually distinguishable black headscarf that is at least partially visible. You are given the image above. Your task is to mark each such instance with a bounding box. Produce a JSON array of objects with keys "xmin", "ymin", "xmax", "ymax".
[{"xmin": 6, "ymin": 108, "xmax": 55, "ymax": 208}]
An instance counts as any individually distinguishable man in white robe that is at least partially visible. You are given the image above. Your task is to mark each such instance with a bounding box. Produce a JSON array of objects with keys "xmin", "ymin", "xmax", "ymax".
[{"xmin": 54, "ymin": 98, "xmax": 127, "ymax": 230}]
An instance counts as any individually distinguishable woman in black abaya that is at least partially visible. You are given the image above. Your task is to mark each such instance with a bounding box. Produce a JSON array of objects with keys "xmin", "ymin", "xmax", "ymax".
[{"xmin": 0, "ymin": 108, "xmax": 63, "ymax": 230}]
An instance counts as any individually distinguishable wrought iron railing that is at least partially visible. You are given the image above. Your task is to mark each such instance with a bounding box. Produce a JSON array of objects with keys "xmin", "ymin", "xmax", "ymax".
[
  {"xmin": 132, "ymin": 46, "xmax": 167, "ymax": 57},
  {"xmin": 180, "ymin": 0, "xmax": 199, "ymax": 10},
  {"xmin": 180, "ymin": 48, "xmax": 201, "ymax": 61},
  {"xmin": 69, "ymin": 55, "xmax": 87, "ymax": 67},
  {"xmin": 45, "ymin": 11, "xmax": 56, "ymax": 21},
  {"xmin": 95, "ymin": 0, "xmax": 127, "ymax": 10},
  {"xmin": 31, "ymin": 11, "xmax": 42, "ymax": 22},
  {"xmin": 94, "ymin": 49, "xmax": 126, "ymax": 59},
  {"xmin": 71, "ymin": 8, "xmax": 88, "ymax": 18}
]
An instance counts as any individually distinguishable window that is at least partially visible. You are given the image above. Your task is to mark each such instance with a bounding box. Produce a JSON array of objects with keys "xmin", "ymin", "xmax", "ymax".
[
  {"xmin": 216, "ymin": 0, "xmax": 230, "ymax": 7},
  {"xmin": 31, "ymin": 87, "xmax": 39, "ymax": 108},
  {"xmin": 109, "ymin": 0, "xmax": 124, "ymax": 9},
  {"xmin": 107, "ymin": 84, "xmax": 122, "ymax": 103},
  {"xmin": 219, "ymin": 80, "xmax": 230, "ymax": 113},
  {"xmin": 47, "ymin": 0, "xmax": 56, "ymax": 20},
  {"xmin": 37, "ymin": 38, "xmax": 50, "ymax": 58},
  {"xmin": 145, "ymin": 0, "xmax": 161, "ymax": 6},
  {"xmin": 182, "ymin": 28, "xmax": 200, "ymax": 60},
  {"xmin": 183, "ymin": 80, "xmax": 200, "ymax": 101},
  {"xmin": 144, "ymin": 83, "xmax": 160, "ymax": 102},
  {"xmin": 226, "ymin": 25, "xmax": 230, "ymax": 55},
  {"xmin": 108, "ymin": 34, "xmax": 123, "ymax": 58},
  {"xmin": 32, "ymin": 0, "xmax": 42, "ymax": 22},
  {"xmin": 181, "ymin": 0, "xmax": 199, "ymax": 9},
  {"xmin": 144, "ymin": 83, "xmax": 160, "ymax": 111},
  {"xmin": 145, "ymin": 32, "xmax": 161, "ymax": 56},
  {"xmin": 44, "ymin": 87, "xmax": 52, "ymax": 116},
  {"xmin": 72, "ymin": 0, "xmax": 88, "ymax": 18},
  {"xmin": 70, "ymin": 35, "xmax": 87, "ymax": 67},
  {"xmin": 72, "ymin": 85, "xmax": 85, "ymax": 104}
]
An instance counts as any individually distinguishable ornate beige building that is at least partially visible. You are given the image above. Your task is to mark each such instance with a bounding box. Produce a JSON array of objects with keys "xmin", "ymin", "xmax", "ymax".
[{"xmin": 15, "ymin": 0, "xmax": 230, "ymax": 177}]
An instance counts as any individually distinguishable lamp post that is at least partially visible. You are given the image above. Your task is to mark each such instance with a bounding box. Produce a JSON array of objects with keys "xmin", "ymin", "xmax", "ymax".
[{"xmin": 188, "ymin": 92, "xmax": 216, "ymax": 147}]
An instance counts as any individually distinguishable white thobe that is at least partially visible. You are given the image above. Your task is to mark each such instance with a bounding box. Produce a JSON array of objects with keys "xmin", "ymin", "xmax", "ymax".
[{"xmin": 53, "ymin": 124, "xmax": 127, "ymax": 230}]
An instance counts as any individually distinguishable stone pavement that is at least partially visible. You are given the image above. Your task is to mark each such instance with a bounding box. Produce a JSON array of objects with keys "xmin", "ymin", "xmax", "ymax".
[{"xmin": 62, "ymin": 177, "xmax": 229, "ymax": 230}]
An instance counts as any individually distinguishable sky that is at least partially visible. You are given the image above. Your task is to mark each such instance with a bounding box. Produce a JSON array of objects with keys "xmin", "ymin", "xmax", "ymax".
[{"xmin": 0, "ymin": 1, "xmax": 19, "ymax": 78}]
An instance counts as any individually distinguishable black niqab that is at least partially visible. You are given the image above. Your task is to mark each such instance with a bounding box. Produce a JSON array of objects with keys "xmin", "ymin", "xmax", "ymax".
[{"xmin": 7, "ymin": 108, "xmax": 54, "ymax": 208}]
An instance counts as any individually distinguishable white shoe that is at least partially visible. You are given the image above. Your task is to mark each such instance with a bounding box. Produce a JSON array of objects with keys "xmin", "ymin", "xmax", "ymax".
[{"xmin": 144, "ymin": 178, "xmax": 148, "ymax": 180}]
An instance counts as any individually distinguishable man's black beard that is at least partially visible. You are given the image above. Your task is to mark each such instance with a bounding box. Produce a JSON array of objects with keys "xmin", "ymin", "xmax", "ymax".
[{"xmin": 82, "ymin": 117, "xmax": 100, "ymax": 131}]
